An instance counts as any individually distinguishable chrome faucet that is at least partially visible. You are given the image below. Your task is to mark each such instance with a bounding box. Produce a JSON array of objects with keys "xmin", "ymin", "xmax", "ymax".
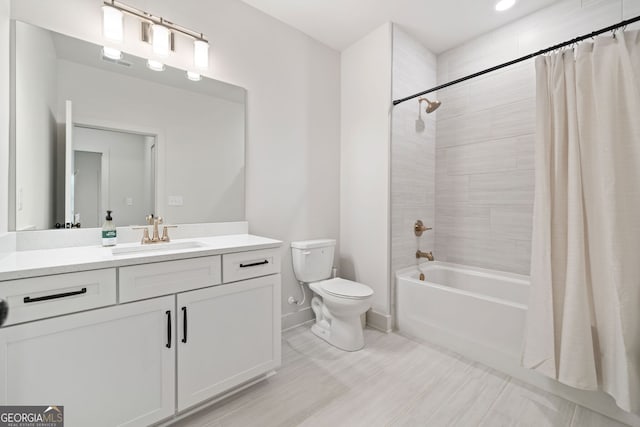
[
  {"xmin": 416, "ymin": 250, "xmax": 434, "ymax": 261},
  {"xmin": 133, "ymin": 215, "xmax": 177, "ymax": 244}
]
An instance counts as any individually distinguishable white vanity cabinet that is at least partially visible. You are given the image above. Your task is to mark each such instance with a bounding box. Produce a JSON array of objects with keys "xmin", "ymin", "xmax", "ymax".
[
  {"xmin": 177, "ymin": 274, "xmax": 281, "ymax": 411},
  {"xmin": 0, "ymin": 295, "xmax": 176, "ymax": 427},
  {"xmin": 0, "ymin": 242, "xmax": 282, "ymax": 427},
  {"xmin": 0, "ymin": 268, "xmax": 116, "ymax": 326}
]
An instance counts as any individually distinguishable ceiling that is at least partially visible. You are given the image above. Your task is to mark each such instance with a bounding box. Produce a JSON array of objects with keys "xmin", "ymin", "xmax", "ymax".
[{"xmin": 240, "ymin": 0, "xmax": 562, "ymax": 53}]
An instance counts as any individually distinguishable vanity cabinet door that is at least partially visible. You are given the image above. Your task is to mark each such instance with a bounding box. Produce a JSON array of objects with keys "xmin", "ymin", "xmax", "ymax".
[
  {"xmin": 176, "ymin": 274, "xmax": 281, "ymax": 411},
  {"xmin": 0, "ymin": 295, "xmax": 176, "ymax": 427}
]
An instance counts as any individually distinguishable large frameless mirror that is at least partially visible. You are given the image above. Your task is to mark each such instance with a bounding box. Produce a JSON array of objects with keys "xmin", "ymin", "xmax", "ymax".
[{"xmin": 10, "ymin": 20, "xmax": 246, "ymax": 231}]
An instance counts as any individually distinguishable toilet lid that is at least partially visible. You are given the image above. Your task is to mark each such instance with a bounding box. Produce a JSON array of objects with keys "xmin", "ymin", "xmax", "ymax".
[{"xmin": 318, "ymin": 278, "xmax": 374, "ymax": 299}]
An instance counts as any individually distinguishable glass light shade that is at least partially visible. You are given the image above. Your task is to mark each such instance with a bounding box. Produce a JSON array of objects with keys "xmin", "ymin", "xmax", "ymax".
[
  {"xmin": 194, "ymin": 40, "xmax": 209, "ymax": 70},
  {"xmin": 147, "ymin": 59, "xmax": 165, "ymax": 71},
  {"xmin": 495, "ymin": 0, "xmax": 516, "ymax": 11},
  {"xmin": 102, "ymin": 46, "xmax": 122, "ymax": 60},
  {"xmin": 186, "ymin": 71, "xmax": 201, "ymax": 81},
  {"xmin": 102, "ymin": 5, "xmax": 123, "ymax": 42},
  {"xmin": 152, "ymin": 24, "xmax": 170, "ymax": 56}
]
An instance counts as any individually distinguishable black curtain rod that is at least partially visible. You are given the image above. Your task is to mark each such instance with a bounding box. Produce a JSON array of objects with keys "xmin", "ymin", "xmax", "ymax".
[{"xmin": 393, "ymin": 14, "xmax": 640, "ymax": 106}]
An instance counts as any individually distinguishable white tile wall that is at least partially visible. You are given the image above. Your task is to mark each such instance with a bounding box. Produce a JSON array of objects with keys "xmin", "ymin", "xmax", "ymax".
[
  {"xmin": 435, "ymin": 0, "xmax": 625, "ymax": 274},
  {"xmin": 391, "ymin": 25, "xmax": 437, "ymax": 313},
  {"xmin": 624, "ymin": 0, "xmax": 640, "ymax": 31}
]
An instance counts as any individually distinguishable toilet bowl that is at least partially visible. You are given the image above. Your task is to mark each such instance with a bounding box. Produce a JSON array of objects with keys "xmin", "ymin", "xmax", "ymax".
[{"xmin": 291, "ymin": 239, "xmax": 374, "ymax": 351}]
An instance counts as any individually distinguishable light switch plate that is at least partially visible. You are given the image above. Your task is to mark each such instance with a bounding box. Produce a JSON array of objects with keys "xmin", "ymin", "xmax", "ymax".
[{"xmin": 168, "ymin": 196, "xmax": 183, "ymax": 206}]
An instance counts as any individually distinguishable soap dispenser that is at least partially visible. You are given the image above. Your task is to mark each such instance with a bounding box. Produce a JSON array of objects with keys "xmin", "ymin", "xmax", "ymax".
[{"xmin": 102, "ymin": 210, "xmax": 117, "ymax": 247}]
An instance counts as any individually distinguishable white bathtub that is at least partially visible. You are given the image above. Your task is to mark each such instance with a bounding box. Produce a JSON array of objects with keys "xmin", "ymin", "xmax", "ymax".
[
  {"xmin": 396, "ymin": 262, "xmax": 639, "ymax": 426},
  {"xmin": 396, "ymin": 262, "xmax": 529, "ymax": 362}
]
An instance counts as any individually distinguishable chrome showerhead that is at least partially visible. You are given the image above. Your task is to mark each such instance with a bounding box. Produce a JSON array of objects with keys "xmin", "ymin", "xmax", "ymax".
[{"xmin": 418, "ymin": 97, "xmax": 441, "ymax": 113}]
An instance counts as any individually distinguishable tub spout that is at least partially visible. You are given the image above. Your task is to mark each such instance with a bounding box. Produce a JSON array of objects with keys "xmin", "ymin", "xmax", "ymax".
[{"xmin": 416, "ymin": 250, "xmax": 434, "ymax": 261}]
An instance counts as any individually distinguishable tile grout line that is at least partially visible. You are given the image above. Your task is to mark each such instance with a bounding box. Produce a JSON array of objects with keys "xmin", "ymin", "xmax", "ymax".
[{"xmin": 476, "ymin": 376, "xmax": 512, "ymax": 426}]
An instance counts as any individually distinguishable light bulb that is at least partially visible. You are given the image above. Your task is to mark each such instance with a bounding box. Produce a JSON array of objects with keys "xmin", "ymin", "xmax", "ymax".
[
  {"xmin": 194, "ymin": 39, "xmax": 209, "ymax": 70},
  {"xmin": 186, "ymin": 71, "xmax": 201, "ymax": 81},
  {"xmin": 102, "ymin": 5, "xmax": 123, "ymax": 42},
  {"xmin": 147, "ymin": 59, "xmax": 165, "ymax": 71},
  {"xmin": 102, "ymin": 46, "xmax": 122, "ymax": 60},
  {"xmin": 152, "ymin": 24, "xmax": 170, "ymax": 56}
]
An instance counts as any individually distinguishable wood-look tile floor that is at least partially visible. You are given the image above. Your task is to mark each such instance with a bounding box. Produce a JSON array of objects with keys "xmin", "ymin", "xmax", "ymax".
[{"xmin": 172, "ymin": 326, "xmax": 628, "ymax": 427}]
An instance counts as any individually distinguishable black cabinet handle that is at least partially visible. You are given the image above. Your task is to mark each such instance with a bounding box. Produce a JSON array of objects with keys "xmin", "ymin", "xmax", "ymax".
[
  {"xmin": 166, "ymin": 310, "xmax": 172, "ymax": 349},
  {"xmin": 24, "ymin": 287, "xmax": 87, "ymax": 304},
  {"xmin": 181, "ymin": 306, "xmax": 187, "ymax": 343},
  {"xmin": 239, "ymin": 260, "xmax": 269, "ymax": 268},
  {"xmin": 0, "ymin": 299, "xmax": 8, "ymax": 327}
]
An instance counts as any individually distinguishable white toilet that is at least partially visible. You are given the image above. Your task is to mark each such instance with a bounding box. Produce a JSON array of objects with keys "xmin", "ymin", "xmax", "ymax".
[{"xmin": 291, "ymin": 239, "xmax": 374, "ymax": 351}]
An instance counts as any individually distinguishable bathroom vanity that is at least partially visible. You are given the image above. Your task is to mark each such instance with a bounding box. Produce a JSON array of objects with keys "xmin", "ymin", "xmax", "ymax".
[{"xmin": 0, "ymin": 230, "xmax": 281, "ymax": 426}]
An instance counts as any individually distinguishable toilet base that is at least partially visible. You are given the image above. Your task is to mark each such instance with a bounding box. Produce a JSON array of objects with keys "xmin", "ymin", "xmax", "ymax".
[{"xmin": 311, "ymin": 315, "xmax": 365, "ymax": 352}]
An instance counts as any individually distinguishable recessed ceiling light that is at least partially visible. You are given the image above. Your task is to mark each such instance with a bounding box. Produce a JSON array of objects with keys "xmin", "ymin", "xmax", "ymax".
[{"xmin": 495, "ymin": 0, "xmax": 516, "ymax": 11}]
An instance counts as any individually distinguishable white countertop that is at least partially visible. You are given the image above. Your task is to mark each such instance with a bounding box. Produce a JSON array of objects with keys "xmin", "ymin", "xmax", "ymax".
[{"xmin": 0, "ymin": 234, "xmax": 282, "ymax": 281}]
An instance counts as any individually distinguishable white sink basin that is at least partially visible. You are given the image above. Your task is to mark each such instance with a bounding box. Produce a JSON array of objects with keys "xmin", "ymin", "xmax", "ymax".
[{"xmin": 111, "ymin": 241, "xmax": 206, "ymax": 255}]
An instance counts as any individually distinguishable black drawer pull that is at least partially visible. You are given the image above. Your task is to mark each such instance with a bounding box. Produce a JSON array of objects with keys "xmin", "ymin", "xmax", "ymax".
[
  {"xmin": 24, "ymin": 287, "xmax": 87, "ymax": 304},
  {"xmin": 181, "ymin": 306, "xmax": 188, "ymax": 343},
  {"xmin": 239, "ymin": 260, "xmax": 269, "ymax": 268},
  {"xmin": 166, "ymin": 310, "xmax": 172, "ymax": 349},
  {"xmin": 0, "ymin": 299, "xmax": 8, "ymax": 327}
]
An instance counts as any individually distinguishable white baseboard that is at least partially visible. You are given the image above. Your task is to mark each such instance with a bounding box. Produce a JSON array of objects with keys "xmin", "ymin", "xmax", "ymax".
[
  {"xmin": 281, "ymin": 306, "xmax": 314, "ymax": 331},
  {"xmin": 366, "ymin": 309, "xmax": 392, "ymax": 333}
]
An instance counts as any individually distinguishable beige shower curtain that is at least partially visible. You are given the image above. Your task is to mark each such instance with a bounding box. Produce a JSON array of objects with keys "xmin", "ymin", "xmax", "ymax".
[{"xmin": 522, "ymin": 30, "xmax": 640, "ymax": 414}]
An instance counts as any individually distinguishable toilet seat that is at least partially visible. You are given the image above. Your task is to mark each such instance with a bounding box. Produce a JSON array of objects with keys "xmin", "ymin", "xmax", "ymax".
[{"xmin": 316, "ymin": 278, "xmax": 373, "ymax": 300}]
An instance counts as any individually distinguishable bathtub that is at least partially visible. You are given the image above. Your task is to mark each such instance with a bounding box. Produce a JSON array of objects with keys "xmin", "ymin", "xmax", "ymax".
[
  {"xmin": 396, "ymin": 262, "xmax": 639, "ymax": 426},
  {"xmin": 396, "ymin": 262, "xmax": 529, "ymax": 363}
]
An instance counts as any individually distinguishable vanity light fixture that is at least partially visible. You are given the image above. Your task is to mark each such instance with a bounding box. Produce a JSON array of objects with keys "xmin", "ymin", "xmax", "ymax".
[
  {"xmin": 151, "ymin": 22, "xmax": 171, "ymax": 57},
  {"xmin": 102, "ymin": 3, "xmax": 123, "ymax": 42},
  {"xmin": 495, "ymin": 0, "xmax": 516, "ymax": 11},
  {"xmin": 101, "ymin": 1, "xmax": 210, "ymax": 76},
  {"xmin": 193, "ymin": 39, "xmax": 209, "ymax": 69},
  {"xmin": 186, "ymin": 71, "xmax": 201, "ymax": 81}
]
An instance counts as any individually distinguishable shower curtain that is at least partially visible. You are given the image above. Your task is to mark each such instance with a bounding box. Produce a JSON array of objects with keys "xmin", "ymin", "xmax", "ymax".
[{"xmin": 522, "ymin": 30, "xmax": 640, "ymax": 414}]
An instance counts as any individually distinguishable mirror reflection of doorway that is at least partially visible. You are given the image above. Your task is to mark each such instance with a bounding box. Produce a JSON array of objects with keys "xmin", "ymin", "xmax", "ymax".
[
  {"xmin": 72, "ymin": 126, "xmax": 155, "ymax": 227},
  {"xmin": 73, "ymin": 151, "xmax": 102, "ymax": 228}
]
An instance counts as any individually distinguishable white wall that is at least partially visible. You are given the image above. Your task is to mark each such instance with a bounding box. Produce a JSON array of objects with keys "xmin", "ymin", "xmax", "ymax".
[
  {"xmin": 390, "ymin": 25, "xmax": 437, "ymax": 321},
  {"xmin": 434, "ymin": 0, "xmax": 635, "ymax": 274},
  {"xmin": 340, "ymin": 22, "xmax": 392, "ymax": 329},
  {"xmin": 14, "ymin": 22, "xmax": 57, "ymax": 230},
  {"xmin": 8, "ymin": 0, "xmax": 341, "ymax": 328},
  {"xmin": 0, "ymin": 0, "xmax": 8, "ymax": 235}
]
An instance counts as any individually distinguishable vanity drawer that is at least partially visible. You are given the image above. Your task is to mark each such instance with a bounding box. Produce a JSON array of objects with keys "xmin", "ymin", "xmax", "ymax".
[
  {"xmin": 0, "ymin": 269, "xmax": 116, "ymax": 326},
  {"xmin": 119, "ymin": 255, "xmax": 221, "ymax": 302},
  {"xmin": 222, "ymin": 248, "xmax": 281, "ymax": 283}
]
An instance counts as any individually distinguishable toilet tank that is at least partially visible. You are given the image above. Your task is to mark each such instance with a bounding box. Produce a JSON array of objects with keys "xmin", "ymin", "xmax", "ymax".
[{"xmin": 291, "ymin": 239, "xmax": 336, "ymax": 283}]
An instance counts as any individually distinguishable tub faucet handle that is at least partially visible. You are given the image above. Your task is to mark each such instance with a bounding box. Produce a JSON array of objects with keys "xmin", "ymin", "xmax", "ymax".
[
  {"xmin": 160, "ymin": 225, "xmax": 178, "ymax": 242},
  {"xmin": 414, "ymin": 220, "xmax": 432, "ymax": 237}
]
